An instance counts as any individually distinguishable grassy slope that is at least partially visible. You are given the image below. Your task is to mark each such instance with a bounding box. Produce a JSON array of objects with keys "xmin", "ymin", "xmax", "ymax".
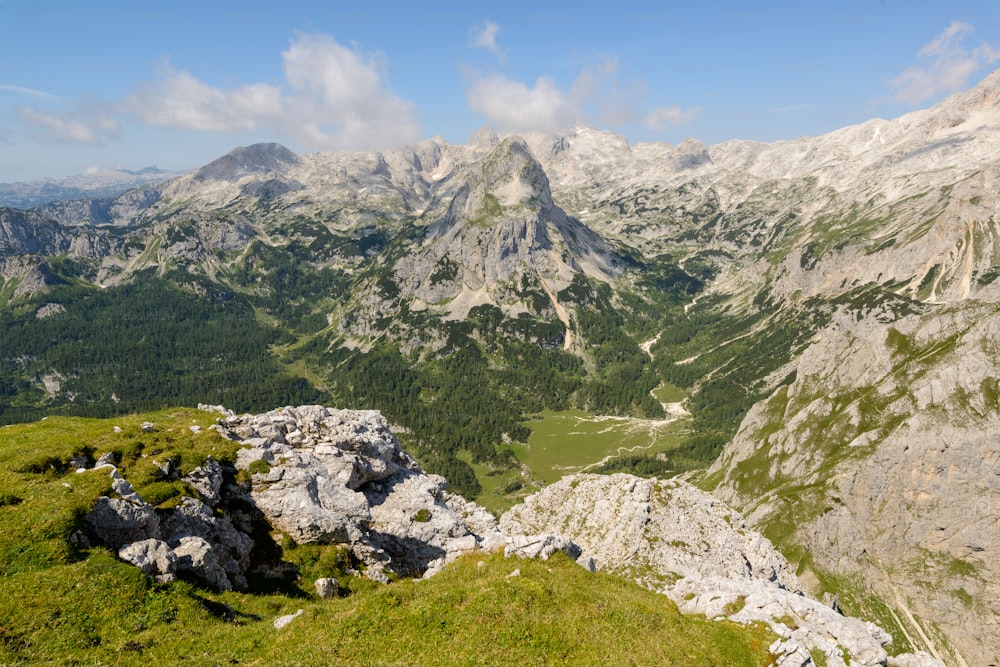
[
  {"xmin": 514, "ymin": 409, "xmax": 689, "ymax": 485},
  {"xmin": 0, "ymin": 409, "xmax": 776, "ymax": 666}
]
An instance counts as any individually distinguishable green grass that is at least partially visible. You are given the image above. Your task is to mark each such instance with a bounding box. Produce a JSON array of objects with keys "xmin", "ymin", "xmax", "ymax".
[
  {"xmin": 0, "ymin": 408, "xmax": 236, "ymax": 577},
  {"xmin": 459, "ymin": 451, "xmax": 535, "ymax": 516},
  {"xmin": 511, "ymin": 409, "xmax": 689, "ymax": 485},
  {"xmin": 0, "ymin": 409, "xmax": 778, "ymax": 666},
  {"xmin": 0, "ymin": 551, "xmax": 777, "ymax": 666},
  {"xmin": 652, "ymin": 382, "xmax": 688, "ymax": 404}
]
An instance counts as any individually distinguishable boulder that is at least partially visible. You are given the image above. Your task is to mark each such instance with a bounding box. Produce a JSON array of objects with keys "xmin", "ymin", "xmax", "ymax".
[
  {"xmin": 118, "ymin": 539, "xmax": 176, "ymax": 582},
  {"xmin": 173, "ymin": 536, "xmax": 230, "ymax": 591},
  {"xmin": 182, "ymin": 456, "xmax": 223, "ymax": 506},
  {"xmin": 314, "ymin": 577, "xmax": 340, "ymax": 599},
  {"xmin": 160, "ymin": 497, "xmax": 253, "ymax": 591},
  {"xmin": 85, "ymin": 497, "xmax": 160, "ymax": 550}
]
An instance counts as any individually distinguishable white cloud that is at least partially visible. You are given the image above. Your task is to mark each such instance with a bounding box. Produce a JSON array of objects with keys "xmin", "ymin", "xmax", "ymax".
[
  {"xmin": 466, "ymin": 56, "xmax": 698, "ymax": 135},
  {"xmin": 18, "ymin": 106, "xmax": 119, "ymax": 144},
  {"xmin": 279, "ymin": 33, "xmax": 420, "ymax": 149},
  {"xmin": 466, "ymin": 74, "xmax": 580, "ymax": 133},
  {"xmin": 470, "ymin": 20, "xmax": 502, "ymax": 57},
  {"xmin": 891, "ymin": 21, "xmax": 1000, "ymax": 104},
  {"xmin": 0, "ymin": 84, "xmax": 57, "ymax": 100},
  {"xmin": 643, "ymin": 106, "xmax": 701, "ymax": 130},
  {"xmin": 22, "ymin": 32, "xmax": 421, "ymax": 152},
  {"xmin": 123, "ymin": 67, "xmax": 283, "ymax": 132}
]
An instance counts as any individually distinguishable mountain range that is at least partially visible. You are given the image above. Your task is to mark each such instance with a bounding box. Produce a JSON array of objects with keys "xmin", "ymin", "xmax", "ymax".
[
  {"xmin": 2, "ymin": 68, "xmax": 1000, "ymax": 666},
  {"xmin": 0, "ymin": 166, "xmax": 182, "ymax": 210}
]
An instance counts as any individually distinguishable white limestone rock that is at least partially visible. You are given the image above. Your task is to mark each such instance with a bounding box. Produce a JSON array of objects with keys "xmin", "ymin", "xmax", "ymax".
[
  {"xmin": 172, "ymin": 536, "xmax": 231, "ymax": 591},
  {"xmin": 159, "ymin": 497, "xmax": 253, "ymax": 591},
  {"xmin": 500, "ymin": 473, "xmax": 800, "ymax": 591},
  {"xmin": 85, "ymin": 497, "xmax": 160, "ymax": 550},
  {"xmin": 499, "ymin": 473, "xmax": 900, "ymax": 667},
  {"xmin": 118, "ymin": 539, "xmax": 177, "ymax": 583},
  {"xmin": 273, "ymin": 609, "xmax": 303, "ymax": 630},
  {"xmin": 671, "ymin": 576, "xmax": 890, "ymax": 667},
  {"xmin": 226, "ymin": 405, "xmax": 498, "ymax": 579},
  {"xmin": 503, "ymin": 534, "xmax": 581, "ymax": 562},
  {"xmin": 314, "ymin": 577, "xmax": 339, "ymax": 599},
  {"xmin": 182, "ymin": 456, "xmax": 223, "ymax": 506}
]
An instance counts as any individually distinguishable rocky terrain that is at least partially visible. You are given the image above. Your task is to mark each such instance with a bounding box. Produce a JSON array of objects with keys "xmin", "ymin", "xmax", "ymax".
[
  {"xmin": 79, "ymin": 405, "xmax": 941, "ymax": 667},
  {"xmin": 2, "ymin": 67, "xmax": 999, "ymax": 667},
  {"xmin": 708, "ymin": 293, "xmax": 1000, "ymax": 666}
]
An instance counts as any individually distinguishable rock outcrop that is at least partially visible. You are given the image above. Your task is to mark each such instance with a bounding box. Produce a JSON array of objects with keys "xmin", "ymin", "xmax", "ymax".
[
  {"xmin": 84, "ymin": 405, "xmax": 581, "ymax": 589},
  {"xmin": 80, "ymin": 405, "xmax": 952, "ymax": 667},
  {"xmin": 82, "ymin": 452, "xmax": 252, "ymax": 591},
  {"xmin": 710, "ymin": 299, "xmax": 1000, "ymax": 667},
  {"xmin": 500, "ymin": 473, "xmax": 941, "ymax": 667},
  {"xmin": 219, "ymin": 405, "xmax": 512, "ymax": 579}
]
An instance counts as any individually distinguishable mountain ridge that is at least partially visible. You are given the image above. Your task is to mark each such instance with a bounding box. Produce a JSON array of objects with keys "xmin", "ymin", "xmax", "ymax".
[{"xmin": 2, "ymin": 68, "xmax": 1000, "ymax": 665}]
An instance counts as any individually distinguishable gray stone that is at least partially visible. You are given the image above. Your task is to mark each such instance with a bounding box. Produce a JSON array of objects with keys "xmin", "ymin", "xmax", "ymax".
[
  {"xmin": 85, "ymin": 497, "xmax": 160, "ymax": 550},
  {"xmin": 314, "ymin": 577, "xmax": 340, "ymax": 599},
  {"xmin": 110, "ymin": 469, "xmax": 143, "ymax": 504},
  {"xmin": 118, "ymin": 539, "xmax": 176, "ymax": 582},
  {"xmin": 95, "ymin": 452, "xmax": 116, "ymax": 468},
  {"xmin": 173, "ymin": 536, "xmax": 230, "ymax": 591},
  {"xmin": 182, "ymin": 456, "xmax": 223, "ymax": 506},
  {"xmin": 160, "ymin": 497, "xmax": 253, "ymax": 591}
]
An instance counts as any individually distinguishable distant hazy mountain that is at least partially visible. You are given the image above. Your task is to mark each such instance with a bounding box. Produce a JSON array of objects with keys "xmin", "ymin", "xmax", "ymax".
[{"xmin": 0, "ymin": 165, "xmax": 184, "ymax": 209}]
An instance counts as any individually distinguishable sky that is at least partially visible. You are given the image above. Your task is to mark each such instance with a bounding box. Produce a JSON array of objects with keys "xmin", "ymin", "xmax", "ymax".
[{"xmin": 1, "ymin": 0, "xmax": 999, "ymax": 183}]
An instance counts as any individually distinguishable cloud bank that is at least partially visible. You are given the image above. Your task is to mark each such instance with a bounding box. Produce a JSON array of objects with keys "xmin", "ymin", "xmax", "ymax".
[
  {"xmin": 20, "ymin": 33, "xmax": 421, "ymax": 150},
  {"xmin": 891, "ymin": 21, "xmax": 1000, "ymax": 104},
  {"xmin": 465, "ymin": 39, "xmax": 698, "ymax": 135}
]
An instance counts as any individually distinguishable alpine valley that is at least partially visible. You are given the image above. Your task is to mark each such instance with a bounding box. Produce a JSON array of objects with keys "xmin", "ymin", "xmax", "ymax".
[{"xmin": 2, "ymin": 69, "xmax": 1000, "ymax": 666}]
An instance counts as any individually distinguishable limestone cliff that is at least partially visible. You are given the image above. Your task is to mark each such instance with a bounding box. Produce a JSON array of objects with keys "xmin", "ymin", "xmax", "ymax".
[{"xmin": 709, "ymin": 297, "xmax": 1000, "ymax": 666}]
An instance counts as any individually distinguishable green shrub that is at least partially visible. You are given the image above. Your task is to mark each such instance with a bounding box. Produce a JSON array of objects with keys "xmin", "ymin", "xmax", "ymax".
[{"xmin": 247, "ymin": 459, "xmax": 271, "ymax": 476}]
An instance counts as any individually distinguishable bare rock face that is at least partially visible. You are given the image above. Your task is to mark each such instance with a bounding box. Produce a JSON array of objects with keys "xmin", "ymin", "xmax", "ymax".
[
  {"xmin": 501, "ymin": 473, "xmax": 799, "ymax": 590},
  {"xmin": 499, "ymin": 473, "xmax": 937, "ymax": 667},
  {"xmin": 710, "ymin": 300, "xmax": 1000, "ymax": 666},
  {"xmin": 223, "ymin": 406, "xmax": 510, "ymax": 578},
  {"xmin": 671, "ymin": 576, "xmax": 895, "ymax": 667}
]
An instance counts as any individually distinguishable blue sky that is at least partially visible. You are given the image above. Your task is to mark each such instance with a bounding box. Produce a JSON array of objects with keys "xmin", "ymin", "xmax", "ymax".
[{"xmin": 1, "ymin": 0, "xmax": 998, "ymax": 183}]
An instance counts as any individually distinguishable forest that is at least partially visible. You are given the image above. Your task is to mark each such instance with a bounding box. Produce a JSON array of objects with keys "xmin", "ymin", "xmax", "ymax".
[{"xmin": 0, "ymin": 239, "xmax": 820, "ymax": 499}]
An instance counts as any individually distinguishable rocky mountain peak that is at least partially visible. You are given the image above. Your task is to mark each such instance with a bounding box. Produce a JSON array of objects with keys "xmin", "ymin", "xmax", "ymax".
[
  {"xmin": 192, "ymin": 142, "xmax": 300, "ymax": 183},
  {"xmin": 467, "ymin": 126, "xmax": 501, "ymax": 153},
  {"xmin": 455, "ymin": 136, "xmax": 554, "ymax": 221}
]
